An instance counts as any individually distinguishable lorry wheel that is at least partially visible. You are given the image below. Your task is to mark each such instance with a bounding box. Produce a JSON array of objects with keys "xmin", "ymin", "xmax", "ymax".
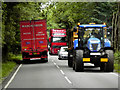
[
  {"xmin": 104, "ymin": 50, "xmax": 114, "ymax": 72},
  {"xmin": 23, "ymin": 59, "xmax": 30, "ymax": 64},
  {"xmin": 75, "ymin": 50, "xmax": 84, "ymax": 72},
  {"xmin": 41, "ymin": 58, "xmax": 48, "ymax": 62},
  {"xmin": 45, "ymin": 58, "xmax": 48, "ymax": 62}
]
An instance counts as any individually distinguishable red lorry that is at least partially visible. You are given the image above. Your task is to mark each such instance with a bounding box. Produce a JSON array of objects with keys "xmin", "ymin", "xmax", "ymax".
[
  {"xmin": 20, "ymin": 20, "xmax": 48, "ymax": 62},
  {"xmin": 49, "ymin": 29, "xmax": 67, "ymax": 54}
]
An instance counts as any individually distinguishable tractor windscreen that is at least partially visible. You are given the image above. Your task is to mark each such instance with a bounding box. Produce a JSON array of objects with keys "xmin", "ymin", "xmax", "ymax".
[{"xmin": 83, "ymin": 28, "xmax": 103, "ymax": 44}]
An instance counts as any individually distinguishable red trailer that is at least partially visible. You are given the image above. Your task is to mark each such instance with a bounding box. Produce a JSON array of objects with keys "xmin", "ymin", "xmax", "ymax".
[
  {"xmin": 20, "ymin": 20, "xmax": 48, "ymax": 62},
  {"xmin": 49, "ymin": 29, "xmax": 67, "ymax": 54}
]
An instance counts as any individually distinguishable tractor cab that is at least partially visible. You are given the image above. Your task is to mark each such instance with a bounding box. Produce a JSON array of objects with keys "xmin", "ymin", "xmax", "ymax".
[{"xmin": 72, "ymin": 23, "xmax": 114, "ymax": 72}]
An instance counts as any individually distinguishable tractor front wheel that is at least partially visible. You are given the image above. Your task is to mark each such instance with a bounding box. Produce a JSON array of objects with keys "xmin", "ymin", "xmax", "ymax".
[{"xmin": 104, "ymin": 50, "xmax": 114, "ymax": 72}]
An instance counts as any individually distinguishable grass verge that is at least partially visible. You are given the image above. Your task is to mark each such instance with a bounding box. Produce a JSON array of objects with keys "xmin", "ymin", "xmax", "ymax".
[
  {"xmin": 0, "ymin": 54, "xmax": 22, "ymax": 83},
  {"xmin": 114, "ymin": 51, "xmax": 120, "ymax": 73},
  {"xmin": 2, "ymin": 61, "xmax": 16, "ymax": 81}
]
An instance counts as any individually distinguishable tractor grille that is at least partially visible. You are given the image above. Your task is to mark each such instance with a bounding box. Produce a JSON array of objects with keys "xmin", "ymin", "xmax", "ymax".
[{"xmin": 92, "ymin": 44, "xmax": 98, "ymax": 51}]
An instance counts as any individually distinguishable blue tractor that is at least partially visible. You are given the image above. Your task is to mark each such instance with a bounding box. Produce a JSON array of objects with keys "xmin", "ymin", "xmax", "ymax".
[{"xmin": 70, "ymin": 23, "xmax": 114, "ymax": 72}]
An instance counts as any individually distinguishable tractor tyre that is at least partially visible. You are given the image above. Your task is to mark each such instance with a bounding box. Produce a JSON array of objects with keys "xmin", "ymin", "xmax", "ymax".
[
  {"xmin": 68, "ymin": 59, "xmax": 73, "ymax": 67},
  {"xmin": 75, "ymin": 50, "xmax": 84, "ymax": 72},
  {"xmin": 104, "ymin": 50, "xmax": 114, "ymax": 72},
  {"xmin": 73, "ymin": 51, "xmax": 76, "ymax": 70},
  {"xmin": 100, "ymin": 63, "xmax": 105, "ymax": 71},
  {"xmin": 68, "ymin": 51, "xmax": 73, "ymax": 67}
]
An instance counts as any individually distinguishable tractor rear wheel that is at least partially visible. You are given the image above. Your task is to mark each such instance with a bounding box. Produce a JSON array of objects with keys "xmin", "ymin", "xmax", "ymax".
[
  {"xmin": 68, "ymin": 51, "xmax": 73, "ymax": 67},
  {"xmin": 75, "ymin": 50, "xmax": 84, "ymax": 72}
]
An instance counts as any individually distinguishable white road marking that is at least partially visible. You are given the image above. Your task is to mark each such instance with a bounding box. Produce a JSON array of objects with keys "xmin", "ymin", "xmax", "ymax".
[
  {"xmin": 52, "ymin": 60, "xmax": 72, "ymax": 84},
  {"xmin": 4, "ymin": 64, "xmax": 22, "ymax": 89},
  {"xmin": 60, "ymin": 70, "xmax": 65, "ymax": 75},
  {"xmin": 56, "ymin": 65, "xmax": 60, "ymax": 69},
  {"xmin": 64, "ymin": 76, "xmax": 72, "ymax": 84},
  {"xmin": 53, "ymin": 62, "xmax": 56, "ymax": 65},
  {"xmin": 110, "ymin": 73, "xmax": 120, "ymax": 77}
]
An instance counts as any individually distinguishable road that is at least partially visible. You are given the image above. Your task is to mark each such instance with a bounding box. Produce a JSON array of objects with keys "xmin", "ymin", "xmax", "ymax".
[{"xmin": 2, "ymin": 54, "xmax": 119, "ymax": 89}]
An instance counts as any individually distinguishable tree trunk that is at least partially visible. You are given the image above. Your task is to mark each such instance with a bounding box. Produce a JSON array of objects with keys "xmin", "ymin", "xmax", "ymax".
[{"xmin": 118, "ymin": 3, "xmax": 120, "ymax": 51}]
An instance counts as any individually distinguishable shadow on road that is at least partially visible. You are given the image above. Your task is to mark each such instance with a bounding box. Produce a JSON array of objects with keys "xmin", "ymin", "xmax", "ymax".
[{"xmin": 58, "ymin": 64, "xmax": 106, "ymax": 73}]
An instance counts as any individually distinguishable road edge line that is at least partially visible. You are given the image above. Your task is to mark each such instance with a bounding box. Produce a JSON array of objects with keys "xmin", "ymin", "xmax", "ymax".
[{"xmin": 4, "ymin": 64, "xmax": 22, "ymax": 89}]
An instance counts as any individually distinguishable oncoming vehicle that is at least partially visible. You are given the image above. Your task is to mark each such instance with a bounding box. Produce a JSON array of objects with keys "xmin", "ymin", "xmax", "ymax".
[
  {"xmin": 49, "ymin": 29, "xmax": 67, "ymax": 54},
  {"xmin": 68, "ymin": 23, "xmax": 114, "ymax": 72},
  {"xmin": 58, "ymin": 46, "xmax": 68, "ymax": 60}
]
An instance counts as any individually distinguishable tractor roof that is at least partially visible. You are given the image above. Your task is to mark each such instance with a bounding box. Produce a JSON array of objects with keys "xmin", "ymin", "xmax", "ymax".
[{"xmin": 79, "ymin": 24, "xmax": 106, "ymax": 28}]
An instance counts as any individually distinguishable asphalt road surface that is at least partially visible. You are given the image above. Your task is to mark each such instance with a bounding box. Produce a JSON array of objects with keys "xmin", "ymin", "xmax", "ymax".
[{"xmin": 3, "ymin": 54, "xmax": 119, "ymax": 89}]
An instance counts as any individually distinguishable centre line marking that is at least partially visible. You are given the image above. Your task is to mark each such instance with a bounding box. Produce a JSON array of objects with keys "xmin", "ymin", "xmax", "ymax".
[
  {"xmin": 52, "ymin": 60, "xmax": 72, "ymax": 84},
  {"xmin": 4, "ymin": 64, "xmax": 22, "ymax": 89},
  {"xmin": 64, "ymin": 76, "xmax": 72, "ymax": 84},
  {"xmin": 53, "ymin": 62, "xmax": 56, "ymax": 65},
  {"xmin": 56, "ymin": 65, "xmax": 60, "ymax": 69},
  {"xmin": 60, "ymin": 70, "xmax": 65, "ymax": 75}
]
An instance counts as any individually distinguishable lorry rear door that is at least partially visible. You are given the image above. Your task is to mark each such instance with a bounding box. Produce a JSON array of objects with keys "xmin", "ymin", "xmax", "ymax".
[
  {"xmin": 32, "ymin": 20, "xmax": 47, "ymax": 52},
  {"xmin": 20, "ymin": 21, "xmax": 33, "ymax": 52}
]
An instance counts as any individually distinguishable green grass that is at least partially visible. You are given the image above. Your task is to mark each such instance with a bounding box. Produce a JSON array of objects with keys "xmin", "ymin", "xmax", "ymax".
[
  {"xmin": 114, "ymin": 51, "xmax": 120, "ymax": 73},
  {"xmin": 0, "ymin": 54, "xmax": 22, "ymax": 83},
  {"xmin": 2, "ymin": 61, "xmax": 16, "ymax": 79},
  {"xmin": 8, "ymin": 53, "xmax": 22, "ymax": 61}
]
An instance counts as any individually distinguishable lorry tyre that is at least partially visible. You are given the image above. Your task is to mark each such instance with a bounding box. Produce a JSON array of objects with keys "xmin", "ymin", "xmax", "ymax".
[
  {"xmin": 75, "ymin": 50, "xmax": 84, "ymax": 72},
  {"xmin": 44, "ymin": 58, "xmax": 48, "ymax": 62},
  {"xmin": 68, "ymin": 51, "xmax": 73, "ymax": 67},
  {"xmin": 23, "ymin": 59, "xmax": 30, "ymax": 64},
  {"xmin": 104, "ymin": 50, "xmax": 114, "ymax": 72},
  {"xmin": 41, "ymin": 58, "xmax": 48, "ymax": 62}
]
